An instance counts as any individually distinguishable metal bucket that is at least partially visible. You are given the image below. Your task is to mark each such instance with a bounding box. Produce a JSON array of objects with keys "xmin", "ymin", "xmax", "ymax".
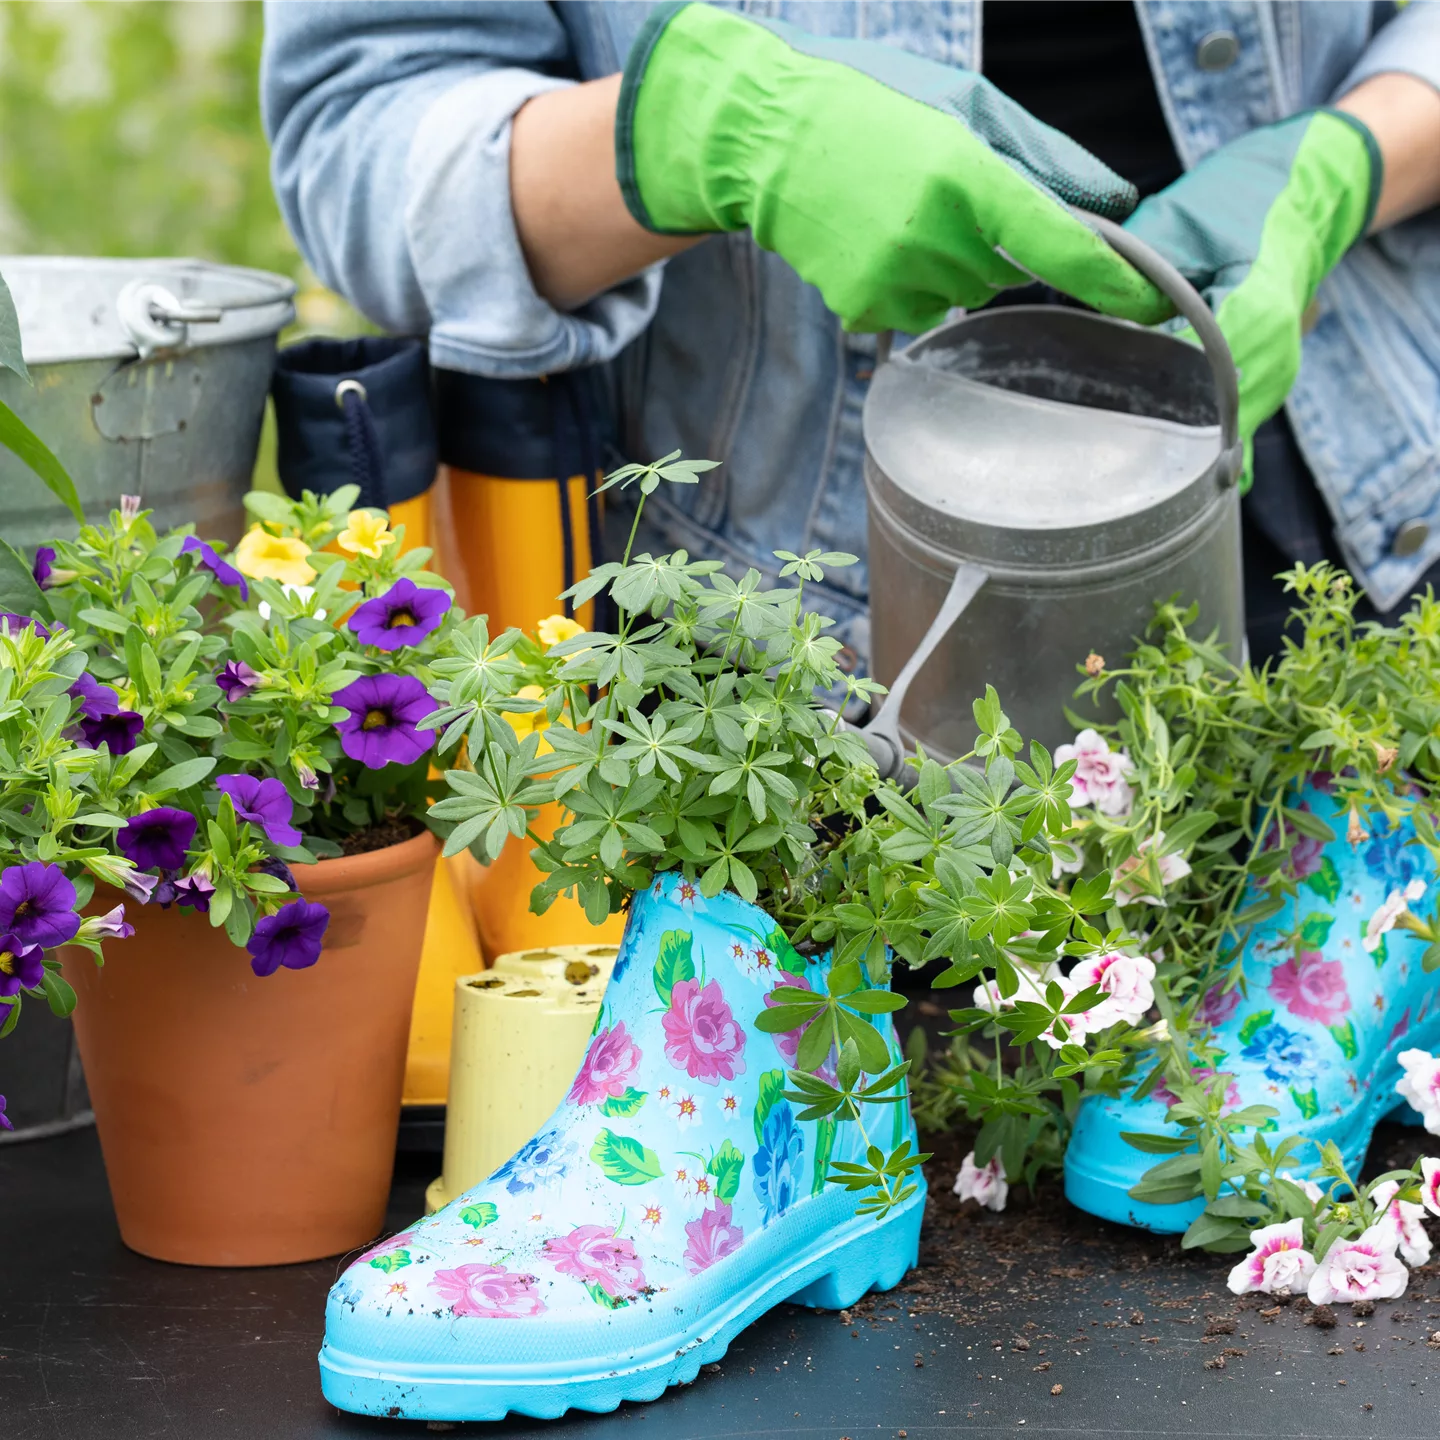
[
  {"xmin": 0, "ymin": 256, "xmax": 295, "ymax": 551},
  {"xmin": 862, "ymin": 215, "xmax": 1243, "ymax": 761}
]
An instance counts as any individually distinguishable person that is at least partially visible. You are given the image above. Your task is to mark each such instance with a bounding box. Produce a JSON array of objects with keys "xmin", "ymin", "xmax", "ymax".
[{"xmin": 261, "ymin": 2, "xmax": 1440, "ymax": 666}]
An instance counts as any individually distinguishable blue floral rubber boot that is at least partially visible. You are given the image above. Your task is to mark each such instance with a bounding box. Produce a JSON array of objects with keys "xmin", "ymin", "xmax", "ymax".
[
  {"xmin": 1065, "ymin": 782, "xmax": 1440, "ymax": 1233},
  {"xmin": 319, "ymin": 874, "xmax": 925, "ymax": 1422}
]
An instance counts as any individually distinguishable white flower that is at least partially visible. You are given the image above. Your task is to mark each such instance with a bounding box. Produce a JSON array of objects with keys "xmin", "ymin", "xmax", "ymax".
[
  {"xmin": 1369, "ymin": 1179, "xmax": 1433, "ymax": 1266},
  {"xmin": 1278, "ymin": 1170, "xmax": 1325, "ymax": 1205},
  {"xmin": 1365, "ymin": 885, "xmax": 1421, "ymax": 952},
  {"xmin": 1395, "ymin": 1049, "xmax": 1440, "ymax": 1134},
  {"xmin": 1054, "ymin": 729, "xmax": 1134, "ymax": 817},
  {"xmin": 720, "ymin": 1092, "xmax": 740, "ymax": 1121},
  {"xmin": 1306, "ymin": 1224, "xmax": 1409, "ymax": 1305},
  {"xmin": 953, "ymin": 1151, "xmax": 1008, "ymax": 1212},
  {"xmin": 670, "ymin": 1092, "xmax": 702, "ymax": 1129},
  {"xmin": 257, "ymin": 583, "xmax": 326, "ymax": 622},
  {"xmin": 1036, "ymin": 975, "xmax": 1091, "ymax": 1052},
  {"xmin": 1066, "ymin": 951, "xmax": 1156, "ymax": 1029},
  {"xmin": 1420, "ymin": 1157, "xmax": 1440, "ymax": 1218},
  {"xmin": 1226, "ymin": 1218, "xmax": 1317, "ymax": 1296},
  {"xmin": 1113, "ymin": 834, "xmax": 1192, "ymax": 907},
  {"xmin": 1050, "ymin": 842, "xmax": 1085, "ymax": 880}
]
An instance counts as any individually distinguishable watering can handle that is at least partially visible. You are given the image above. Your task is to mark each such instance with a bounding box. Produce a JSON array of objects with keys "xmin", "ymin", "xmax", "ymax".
[{"xmin": 1077, "ymin": 210, "xmax": 1243, "ymax": 487}]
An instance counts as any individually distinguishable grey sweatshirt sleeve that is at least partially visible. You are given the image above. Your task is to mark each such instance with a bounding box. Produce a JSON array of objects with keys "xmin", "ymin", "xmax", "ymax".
[{"xmin": 260, "ymin": 1, "xmax": 662, "ymax": 378}]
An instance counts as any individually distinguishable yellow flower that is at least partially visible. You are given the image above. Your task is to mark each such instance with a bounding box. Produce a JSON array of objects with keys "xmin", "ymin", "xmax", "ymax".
[
  {"xmin": 537, "ymin": 613, "xmax": 583, "ymax": 648},
  {"xmin": 234, "ymin": 526, "xmax": 316, "ymax": 586},
  {"xmin": 503, "ymin": 684, "xmax": 553, "ymax": 756},
  {"xmin": 337, "ymin": 509, "xmax": 396, "ymax": 559}
]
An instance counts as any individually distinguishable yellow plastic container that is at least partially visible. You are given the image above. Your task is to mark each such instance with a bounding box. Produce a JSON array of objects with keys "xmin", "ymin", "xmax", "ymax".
[
  {"xmin": 401, "ymin": 853, "xmax": 484, "ymax": 1106},
  {"xmin": 424, "ymin": 942, "xmax": 619, "ymax": 1213}
]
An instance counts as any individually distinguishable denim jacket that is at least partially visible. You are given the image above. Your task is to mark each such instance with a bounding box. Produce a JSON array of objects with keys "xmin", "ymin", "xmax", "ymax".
[{"xmin": 263, "ymin": 0, "xmax": 1440, "ymax": 645}]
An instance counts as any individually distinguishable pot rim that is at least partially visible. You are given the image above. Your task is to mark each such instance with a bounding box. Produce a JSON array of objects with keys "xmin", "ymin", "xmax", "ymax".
[{"xmin": 294, "ymin": 826, "xmax": 440, "ymax": 897}]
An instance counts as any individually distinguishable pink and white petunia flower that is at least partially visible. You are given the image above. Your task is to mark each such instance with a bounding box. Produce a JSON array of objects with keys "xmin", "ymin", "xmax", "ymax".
[
  {"xmin": 953, "ymin": 1151, "xmax": 1008, "ymax": 1212},
  {"xmin": 1420, "ymin": 1157, "xmax": 1440, "ymax": 1218},
  {"xmin": 1113, "ymin": 834, "xmax": 1193, "ymax": 907},
  {"xmin": 1054, "ymin": 729, "xmax": 1135, "ymax": 817},
  {"xmin": 1365, "ymin": 879, "xmax": 1426, "ymax": 953},
  {"xmin": 972, "ymin": 961, "xmax": 1061, "ymax": 1016},
  {"xmin": 1395, "ymin": 1049, "xmax": 1440, "ymax": 1134},
  {"xmin": 1369, "ymin": 1179, "xmax": 1433, "ymax": 1266},
  {"xmin": 1066, "ymin": 950, "xmax": 1156, "ymax": 1028},
  {"xmin": 1306, "ymin": 1225, "xmax": 1409, "ymax": 1305},
  {"xmin": 1226, "ymin": 1219, "xmax": 1317, "ymax": 1296},
  {"xmin": 1278, "ymin": 1170, "xmax": 1326, "ymax": 1205}
]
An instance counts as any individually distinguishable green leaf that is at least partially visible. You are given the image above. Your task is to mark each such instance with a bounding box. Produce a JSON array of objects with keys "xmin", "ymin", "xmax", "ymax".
[
  {"xmin": 1303, "ymin": 855, "xmax": 1342, "ymax": 903},
  {"xmin": 599, "ymin": 1087, "xmax": 648, "ymax": 1118},
  {"xmin": 1299, "ymin": 912, "xmax": 1335, "ymax": 948},
  {"xmin": 0, "ymin": 538, "xmax": 51, "ymax": 623},
  {"xmin": 1328, "ymin": 1019, "xmax": 1358, "ymax": 1060},
  {"xmin": 459, "ymin": 1201, "xmax": 499, "ymax": 1230},
  {"xmin": 1289, "ymin": 1086, "xmax": 1320, "ymax": 1120},
  {"xmin": 367, "ymin": 1249, "xmax": 411, "ymax": 1273},
  {"xmin": 1237, "ymin": 1009, "xmax": 1275, "ymax": 1046},
  {"xmin": 0, "ymin": 271, "xmax": 28, "ymax": 381},
  {"xmin": 812, "ymin": 1116, "xmax": 838, "ymax": 1196},
  {"xmin": 754, "ymin": 1069, "xmax": 787, "ymax": 1145},
  {"xmin": 0, "ymin": 398, "xmax": 82, "ymax": 522},
  {"xmin": 40, "ymin": 968, "xmax": 76, "ymax": 1018},
  {"xmin": 148, "ymin": 757, "xmax": 217, "ymax": 796},
  {"xmin": 707, "ymin": 1138, "xmax": 745, "ymax": 1204},
  {"xmin": 652, "ymin": 928, "xmax": 695, "ymax": 1009},
  {"xmin": 588, "ymin": 1129, "xmax": 662, "ymax": 1186}
]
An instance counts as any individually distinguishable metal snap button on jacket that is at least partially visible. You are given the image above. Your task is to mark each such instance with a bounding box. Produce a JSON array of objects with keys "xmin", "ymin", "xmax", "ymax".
[
  {"xmin": 1393, "ymin": 519, "xmax": 1430, "ymax": 557},
  {"xmin": 1195, "ymin": 30, "xmax": 1241, "ymax": 71}
]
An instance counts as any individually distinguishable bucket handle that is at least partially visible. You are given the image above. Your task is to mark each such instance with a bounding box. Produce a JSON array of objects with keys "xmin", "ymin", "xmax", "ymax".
[{"xmin": 1077, "ymin": 210, "xmax": 1243, "ymax": 489}]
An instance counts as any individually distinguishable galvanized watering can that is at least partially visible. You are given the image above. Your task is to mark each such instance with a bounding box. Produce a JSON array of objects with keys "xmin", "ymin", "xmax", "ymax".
[
  {"xmin": 860, "ymin": 214, "xmax": 1243, "ymax": 771},
  {"xmin": 0, "ymin": 257, "xmax": 295, "ymax": 552}
]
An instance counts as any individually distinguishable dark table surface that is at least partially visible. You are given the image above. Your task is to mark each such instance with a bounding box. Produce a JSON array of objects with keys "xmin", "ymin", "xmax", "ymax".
[{"xmin": 4, "ymin": 1123, "xmax": 1439, "ymax": 1440}]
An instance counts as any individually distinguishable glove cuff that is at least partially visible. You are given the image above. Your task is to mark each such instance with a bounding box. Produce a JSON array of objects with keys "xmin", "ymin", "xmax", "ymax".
[{"xmin": 1316, "ymin": 107, "xmax": 1384, "ymax": 241}]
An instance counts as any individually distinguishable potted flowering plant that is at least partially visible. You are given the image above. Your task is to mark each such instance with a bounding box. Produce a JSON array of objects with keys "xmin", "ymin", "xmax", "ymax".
[
  {"xmin": 8, "ymin": 484, "xmax": 462, "ymax": 1265},
  {"xmin": 419, "ymin": 456, "xmax": 1157, "ymax": 1218}
]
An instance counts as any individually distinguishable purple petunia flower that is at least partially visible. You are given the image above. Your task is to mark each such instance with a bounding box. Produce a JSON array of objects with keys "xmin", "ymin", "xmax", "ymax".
[
  {"xmin": 332, "ymin": 673, "xmax": 438, "ymax": 769},
  {"xmin": 117, "ymin": 808, "xmax": 198, "ymax": 873},
  {"xmin": 0, "ymin": 861, "xmax": 80, "ymax": 948},
  {"xmin": 0, "ymin": 1094, "xmax": 11, "ymax": 1131},
  {"xmin": 0, "ymin": 611, "xmax": 50, "ymax": 639},
  {"xmin": 78, "ymin": 708, "xmax": 145, "ymax": 754},
  {"xmin": 91, "ymin": 904, "xmax": 134, "ymax": 940},
  {"xmin": 256, "ymin": 856, "xmax": 298, "ymax": 892},
  {"xmin": 32, "ymin": 546, "xmax": 55, "ymax": 589},
  {"xmin": 0, "ymin": 931, "xmax": 44, "ymax": 997},
  {"xmin": 69, "ymin": 673, "xmax": 120, "ymax": 720},
  {"xmin": 173, "ymin": 874, "xmax": 216, "ymax": 913},
  {"xmin": 122, "ymin": 869, "xmax": 160, "ymax": 904},
  {"xmin": 216, "ymin": 660, "xmax": 260, "ymax": 702},
  {"xmin": 246, "ymin": 897, "xmax": 330, "ymax": 977},
  {"xmin": 215, "ymin": 774, "xmax": 303, "ymax": 848},
  {"xmin": 347, "ymin": 578, "xmax": 451, "ymax": 651},
  {"xmin": 181, "ymin": 535, "xmax": 249, "ymax": 599}
]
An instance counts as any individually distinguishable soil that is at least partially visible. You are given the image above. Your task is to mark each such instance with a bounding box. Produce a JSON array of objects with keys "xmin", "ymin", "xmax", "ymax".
[
  {"xmin": 336, "ymin": 815, "xmax": 426, "ymax": 857},
  {"xmin": 858, "ymin": 1119, "xmax": 1440, "ymax": 1380}
]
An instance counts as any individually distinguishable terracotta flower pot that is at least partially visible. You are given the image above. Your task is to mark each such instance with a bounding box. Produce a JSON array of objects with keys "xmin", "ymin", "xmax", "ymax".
[{"xmin": 66, "ymin": 830, "xmax": 439, "ymax": 1267}]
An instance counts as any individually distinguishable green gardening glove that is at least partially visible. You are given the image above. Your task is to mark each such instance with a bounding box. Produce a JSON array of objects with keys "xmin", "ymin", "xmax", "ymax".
[
  {"xmin": 616, "ymin": 1, "xmax": 1169, "ymax": 334},
  {"xmin": 1124, "ymin": 109, "xmax": 1381, "ymax": 486}
]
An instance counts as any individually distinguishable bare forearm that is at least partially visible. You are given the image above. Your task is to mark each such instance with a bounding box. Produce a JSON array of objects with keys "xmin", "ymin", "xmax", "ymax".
[
  {"xmin": 1337, "ymin": 71, "xmax": 1440, "ymax": 231},
  {"xmin": 509, "ymin": 74, "xmax": 701, "ymax": 310}
]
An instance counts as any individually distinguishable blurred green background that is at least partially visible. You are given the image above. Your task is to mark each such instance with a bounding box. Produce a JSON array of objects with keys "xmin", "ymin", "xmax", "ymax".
[{"xmin": 0, "ymin": 0, "xmax": 363, "ymax": 488}]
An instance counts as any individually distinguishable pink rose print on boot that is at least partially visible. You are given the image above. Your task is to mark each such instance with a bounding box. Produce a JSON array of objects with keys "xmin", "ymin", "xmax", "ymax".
[
  {"xmin": 543, "ymin": 1224, "xmax": 648, "ymax": 1303},
  {"xmin": 683, "ymin": 1202, "xmax": 745, "ymax": 1275},
  {"xmin": 430, "ymin": 1264, "xmax": 547, "ymax": 1319},
  {"xmin": 1268, "ymin": 952, "xmax": 1350, "ymax": 1026},
  {"xmin": 567, "ymin": 1021, "xmax": 642, "ymax": 1105},
  {"xmin": 662, "ymin": 978, "xmax": 746, "ymax": 1084}
]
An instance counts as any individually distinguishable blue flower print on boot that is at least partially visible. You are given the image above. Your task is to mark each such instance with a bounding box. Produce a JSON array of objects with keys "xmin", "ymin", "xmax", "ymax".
[
  {"xmin": 1066, "ymin": 781, "xmax": 1440, "ymax": 1233},
  {"xmin": 491, "ymin": 1130, "xmax": 578, "ymax": 1196},
  {"xmin": 753, "ymin": 1099, "xmax": 805, "ymax": 1224},
  {"xmin": 319, "ymin": 873, "xmax": 925, "ymax": 1423}
]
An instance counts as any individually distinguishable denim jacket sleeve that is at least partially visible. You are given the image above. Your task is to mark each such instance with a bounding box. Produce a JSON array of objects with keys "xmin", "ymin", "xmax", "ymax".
[
  {"xmin": 1339, "ymin": 0, "xmax": 1440, "ymax": 97},
  {"xmin": 259, "ymin": 1, "xmax": 662, "ymax": 378}
]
